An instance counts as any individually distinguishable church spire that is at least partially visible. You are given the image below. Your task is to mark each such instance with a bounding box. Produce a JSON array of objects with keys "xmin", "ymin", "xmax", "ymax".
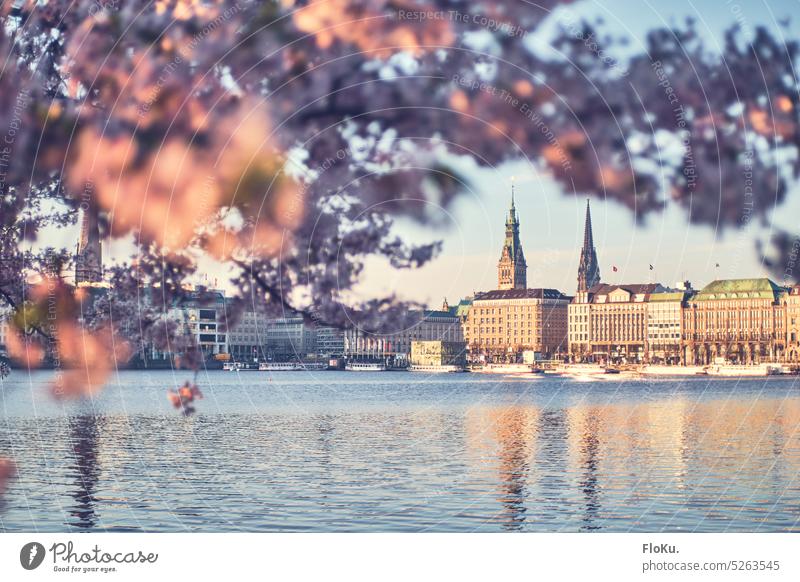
[
  {"xmin": 498, "ymin": 187, "xmax": 527, "ymax": 290},
  {"xmin": 75, "ymin": 202, "xmax": 103, "ymax": 285},
  {"xmin": 577, "ymin": 198, "xmax": 600, "ymax": 292}
]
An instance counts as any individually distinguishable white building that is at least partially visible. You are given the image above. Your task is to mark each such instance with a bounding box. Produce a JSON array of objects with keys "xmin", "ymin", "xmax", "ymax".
[
  {"xmin": 646, "ymin": 289, "xmax": 690, "ymax": 364},
  {"xmin": 142, "ymin": 289, "xmax": 229, "ymax": 361},
  {"xmin": 175, "ymin": 292, "xmax": 228, "ymax": 357},
  {"xmin": 344, "ymin": 309, "xmax": 464, "ymax": 364},
  {"xmin": 316, "ymin": 326, "xmax": 344, "ymax": 357}
]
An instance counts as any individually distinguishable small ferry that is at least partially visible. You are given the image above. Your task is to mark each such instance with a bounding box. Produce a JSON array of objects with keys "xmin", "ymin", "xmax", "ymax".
[
  {"xmin": 345, "ymin": 361, "xmax": 387, "ymax": 372},
  {"xmin": 223, "ymin": 362, "xmax": 250, "ymax": 371},
  {"xmin": 554, "ymin": 364, "xmax": 639, "ymax": 380},
  {"xmin": 408, "ymin": 364, "xmax": 466, "ymax": 373},
  {"xmin": 704, "ymin": 363, "xmax": 784, "ymax": 377},
  {"xmin": 640, "ymin": 365, "xmax": 707, "ymax": 376},
  {"xmin": 475, "ymin": 363, "xmax": 535, "ymax": 374},
  {"xmin": 258, "ymin": 362, "xmax": 327, "ymax": 371}
]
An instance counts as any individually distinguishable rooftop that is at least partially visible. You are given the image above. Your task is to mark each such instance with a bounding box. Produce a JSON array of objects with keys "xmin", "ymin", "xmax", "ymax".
[
  {"xmin": 589, "ymin": 283, "xmax": 663, "ymax": 296},
  {"xmin": 692, "ymin": 278, "xmax": 784, "ymax": 301},
  {"xmin": 423, "ymin": 309, "xmax": 459, "ymax": 319},
  {"xmin": 475, "ymin": 288, "xmax": 571, "ymax": 301},
  {"xmin": 648, "ymin": 291, "xmax": 688, "ymax": 302}
]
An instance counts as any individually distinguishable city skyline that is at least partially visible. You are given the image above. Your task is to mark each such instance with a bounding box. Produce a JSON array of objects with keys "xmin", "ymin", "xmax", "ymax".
[
  {"xmin": 355, "ymin": 160, "xmax": 787, "ymax": 307},
  {"xmin": 47, "ymin": 160, "xmax": 790, "ymax": 307}
]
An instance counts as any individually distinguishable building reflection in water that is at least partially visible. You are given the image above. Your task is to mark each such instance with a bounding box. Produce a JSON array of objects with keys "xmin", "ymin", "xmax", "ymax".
[
  {"xmin": 492, "ymin": 408, "xmax": 537, "ymax": 530},
  {"xmin": 535, "ymin": 409, "xmax": 570, "ymax": 529},
  {"xmin": 574, "ymin": 407, "xmax": 603, "ymax": 531},
  {"xmin": 464, "ymin": 406, "xmax": 539, "ymax": 531},
  {"xmin": 66, "ymin": 415, "xmax": 101, "ymax": 529}
]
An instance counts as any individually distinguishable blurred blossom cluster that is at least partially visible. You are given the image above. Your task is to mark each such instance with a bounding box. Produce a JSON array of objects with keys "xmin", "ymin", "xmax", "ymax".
[{"xmin": 1, "ymin": 0, "xmax": 800, "ymax": 398}]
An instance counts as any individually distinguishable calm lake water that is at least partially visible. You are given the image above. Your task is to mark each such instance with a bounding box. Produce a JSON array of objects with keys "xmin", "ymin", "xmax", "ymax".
[{"xmin": 1, "ymin": 370, "xmax": 799, "ymax": 532}]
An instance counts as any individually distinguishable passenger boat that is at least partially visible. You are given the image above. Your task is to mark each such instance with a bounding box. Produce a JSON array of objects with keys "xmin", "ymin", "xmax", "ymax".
[
  {"xmin": 640, "ymin": 365, "xmax": 707, "ymax": 376},
  {"xmin": 408, "ymin": 364, "xmax": 466, "ymax": 373},
  {"xmin": 554, "ymin": 364, "xmax": 640, "ymax": 380},
  {"xmin": 475, "ymin": 363, "xmax": 534, "ymax": 374},
  {"xmin": 257, "ymin": 362, "xmax": 326, "ymax": 371},
  {"xmin": 704, "ymin": 363, "xmax": 785, "ymax": 377},
  {"xmin": 344, "ymin": 361, "xmax": 387, "ymax": 371}
]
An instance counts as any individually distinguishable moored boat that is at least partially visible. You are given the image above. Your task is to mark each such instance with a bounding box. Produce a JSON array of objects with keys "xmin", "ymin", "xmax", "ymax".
[
  {"xmin": 704, "ymin": 363, "xmax": 785, "ymax": 377},
  {"xmin": 475, "ymin": 363, "xmax": 535, "ymax": 374},
  {"xmin": 408, "ymin": 364, "xmax": 466, "ymax": 373},
  {"xmin": 640, "ymin": 365, "xmax": 707, "ymax": 376},
  {"xmin": 258, "ymin": 362, "xmax": 327, "ymax": 371},
  {"xmin": 345, "ymin": 361, "xmax": 387, "ymax": 372},
  {"xmin": 223, "ymin": 362, "xmax": 255, "ymax": 371}
]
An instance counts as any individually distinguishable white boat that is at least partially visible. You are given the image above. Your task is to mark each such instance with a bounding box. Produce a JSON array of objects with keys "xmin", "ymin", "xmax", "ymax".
[
  {"xmin": 408, "ymin": 364, "xmax": 466, "ymax": 373},
  {"xmin": 554, "ymin": 364, "xmax": 641, "ymax": 380},
  {"xmin": 302, "ymin": 362, "xmax": 327, "ymax": 371},
  {"xmin": 640, "ymin": 365, "xmax": 707, "ymax": 376},
  {"xmin": 223, "ymin": 362, "xmax": 246, "ymax": 371},
  {"xmin": 555, "ymin": 364, "xmax": 607, "ymax": 376},
  {"xmin": 705, "ymin": 363, "xmax": 784, "ymax": 377},
  {"xmin": 475, "ymin": 363, "xmax": 534, "ymax": 374},
  {"xmin": 259, "ymin": 362, "xmax": 301, "ymax": 371},
  {"xmin": 257, "ymin": 362, "xmax": 326, "ymax": 371},
  {"xmin": 345, "ymin": 361, "xmax": 387, "ymax": 371}
]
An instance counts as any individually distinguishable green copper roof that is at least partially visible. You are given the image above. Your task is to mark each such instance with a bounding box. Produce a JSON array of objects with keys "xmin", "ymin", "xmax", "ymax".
[
  {"xmin": 648, "ymin": 291, "xmax": 686, "ymax": 302},
  {"xmin": 453, "ymin": 299, "xmax": 473, "ymax": 317},
  {"xmin": 693, "ymin": 278, "xmax": 783, "ymax": 301}
]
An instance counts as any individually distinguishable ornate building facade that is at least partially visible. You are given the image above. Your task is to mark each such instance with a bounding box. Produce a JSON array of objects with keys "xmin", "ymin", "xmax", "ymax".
[
  {"xmin": 583, "ymin": 283, "xmax": 665, "ymax": 364},
  {"xmin": 497, "ymin": 190, "xmax": 527, "ymax": 290},
  {"xmin": 464, "ymin": 288, "xmax": 570, "ymax": 359},
  {"xmin": 786, "ymin": 285, "xmax": 800, "ymax": 362},
  {"xmin": 682, "ymin": 279, "xmax": 787, "ymax": 365},
  {"xmin": 646, "ymin": 290, "xmax": 688, "ymax": 364}
]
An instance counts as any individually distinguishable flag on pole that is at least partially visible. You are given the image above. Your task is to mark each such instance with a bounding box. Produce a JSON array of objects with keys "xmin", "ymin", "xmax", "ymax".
[{"xmin": 612, "ymin": 265, "xmax": 618, "ymax": 272}]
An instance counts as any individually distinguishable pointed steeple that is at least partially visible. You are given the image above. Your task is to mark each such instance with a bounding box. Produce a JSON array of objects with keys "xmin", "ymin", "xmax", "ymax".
[
  {"xmin": 75, "ymin": 203, "xmax": 103, "ymax": 284},
  {"xmin": 577, "ymin": 198, "xmax": 600, "ymax": 292},
  {"xmin": 582, "ymin": 198, "xmax": 594, "ymax": 251},
  {"xmin": 506, "ymin": 186, "xmax": 517, "ymax": 227},
  {"xmin": 498, "ymin": 187, "xmax": 527, "ymax": 290}
]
